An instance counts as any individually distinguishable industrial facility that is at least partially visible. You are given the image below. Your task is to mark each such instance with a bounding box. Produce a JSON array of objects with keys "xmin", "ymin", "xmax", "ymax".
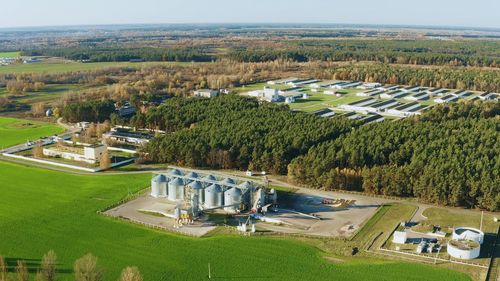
[{"xmin": 150, "ymin": 169, "xmax": 277, "ymax": 216}]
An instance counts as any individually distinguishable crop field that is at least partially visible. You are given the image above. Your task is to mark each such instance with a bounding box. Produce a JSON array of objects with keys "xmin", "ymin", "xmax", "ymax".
[
  {"xmin": 0, "ymin": 117, "xmax": 63, "ymax": 148},
  {"xmin": 0, "ymin": 161, "xmax": 470, "ymax": 281},
  {"xmin": 0, "ymin": 84, "xmax": 82, "ymax": 104},
  {"xmin": 0, "ymin": 51, "xmax": 21, "ymax": 58},
  {"xmin": 0, "ymin": 61, "xmax": 197, "ymax": 74}
]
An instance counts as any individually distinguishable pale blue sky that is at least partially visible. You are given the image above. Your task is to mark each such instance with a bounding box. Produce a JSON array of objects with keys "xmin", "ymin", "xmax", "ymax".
[{"xmin": 1, "ymin": 0, "xmax": 499, "ymax": 29}]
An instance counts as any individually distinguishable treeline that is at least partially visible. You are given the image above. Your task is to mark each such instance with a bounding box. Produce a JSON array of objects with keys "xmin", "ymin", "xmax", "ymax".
[
  {"xmin": 288, "ymin": 101, "xmax": 500, "ymax": 211},
  {"xmin": 227, "ymin": 39, "xmax": 500, "ymax": 67},
  {"xmin": 0, "ymin": 251, "xmax": 143, "ymax": 281},
  {"xmin": 62, "ymin": 100, "xmax": 115, "ymax": 123},
  {"xmin": 142, "ymin": 95, "xmax": 358, "ymax": 174},
  {"xmin": 24, "ymin": 47, "xmax": 214, "ymax": 62},
  {"xmin": 322, "ymin": 63, "xmax": 500, "ymax": 92}
]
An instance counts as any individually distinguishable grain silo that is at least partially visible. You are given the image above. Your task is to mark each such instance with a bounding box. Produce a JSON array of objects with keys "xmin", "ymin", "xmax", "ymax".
[
  {"xmin": 189, "ymin": 181, "xmax": 204, "ymax": 205},
  {"xmin": 168, "ymin": 177, "xmax": 184, "ymax": 201},
  {"xmin": 150, "ymin": 174, "xmax": 167, "ymax": 198},
  {"xmin": 224, "ymin": 187, "xmax": 243, "ymax": 212},
  {"xmin": 205, "ymin": 184, "xmax": 223, "ymax": 209},
  {"xmin": 221, "ymin": 178, "xmax": 236, "ymax": 186}
]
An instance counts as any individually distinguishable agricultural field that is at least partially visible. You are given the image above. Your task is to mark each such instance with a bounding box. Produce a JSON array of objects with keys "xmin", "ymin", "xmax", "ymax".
[
  {"xmin": 0, "ymin": 51, "xmax": 21, "ymax": 58},
  {"xmin": 0, "ymin": 84, "xmax": 82, "ymax": 104},
  {"xmin": 0, "ymin": 161, "xmax": 471, "ymax": 281},
  {"xmin": 0, "ymin": 61, "xmax": 197, "ymax": 74},
  {"xmin": 0, "ymin": 117, "xmax": 63, "ymax": 148}
]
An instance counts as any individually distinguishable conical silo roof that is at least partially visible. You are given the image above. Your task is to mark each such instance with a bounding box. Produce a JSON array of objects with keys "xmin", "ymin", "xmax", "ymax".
[
  {"xmin": 169, "ymin": 169, "xmax": 183, "ymax": 176},
  {"xmin": 186, "ymin": 171, "xmax": 199, "ymax": 178},
  {"xmin": 203, "ymin": 174, "xmax": 217, "ymax": 181},
  {"xmin": 221, "ymin": 178, "xmax": 236, "ymax": 185},
  {"xmin": 152, "ymin": 174, "xmax": 167, "ymax": 182},
  {"xmin": 205, "ymin": 184, "xmax": 222, "ymax": 192},
  {"xmin": 188, "ymin": 181, "xmax": 203, "ymax": 190},
  {"xmin": 169, "ymin": 177, "xmax": 184, "ymax": 186}
]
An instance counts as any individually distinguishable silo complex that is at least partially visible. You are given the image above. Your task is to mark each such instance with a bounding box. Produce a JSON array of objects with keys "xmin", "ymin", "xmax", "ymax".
[{"xmin": 149, "ymin": 169, "xmax": 274, "ymax": 214}]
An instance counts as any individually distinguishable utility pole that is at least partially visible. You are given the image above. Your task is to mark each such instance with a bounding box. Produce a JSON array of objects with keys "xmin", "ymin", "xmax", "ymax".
[
  {"xmin": 480, "ymin": 211, "xmax": 484, "ymax": 231},
  {"xmin": 208, "ymin": 263, "xmax": 211, "ymax": 279}
]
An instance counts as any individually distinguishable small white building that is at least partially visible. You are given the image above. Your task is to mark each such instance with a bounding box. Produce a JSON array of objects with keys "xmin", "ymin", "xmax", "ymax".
[
  {"xmin": 247, "ymin": 87, "xmax": 280, "ymax": 102},
  {"xmin": 43, "ymin": 144, "xmax": 107, "ymax": 164},
  {"xmin": 193, "ymin": 89, "xmax": 219, "ymax": 98},
  {"xmin": 478, "ymin": 92, "xmax": 498, "ymax": 100},
  {"xmin": 393, "ymin": 231, "xmax": 407, "ymax": 244},
  {"xmin": 357, "ymin": 82, "xmax": 382, "ymax": 90}
]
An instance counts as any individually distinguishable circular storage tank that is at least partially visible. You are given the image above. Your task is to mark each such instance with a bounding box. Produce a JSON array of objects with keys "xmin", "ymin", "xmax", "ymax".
[
  {"xmin": 447, "ymin": 240, "xmax": 481, "ymax": 259},
  {"xmin": 151, "ymin": 174, "xmax": 167, "ymax": 197},
  {"xmin": 202, "ymin": 174, "xmax": 217, "ymax": 188},
  {"xmin": 221, "ymin": 178, "xmax": 236, "ymax": 186},
  {"xmin": 453, "ymin": 227, "xmax": 484, "ymax": 244},
  {"xmin": 189, "ymin": 181, "xmax": 204, "ymax": 205},
  {"xmin": 205, "ymin": 184, "xmax": 223, "ymax": 209},
  {"xmin": 168, "ymin": 178, "xmax": 184, "ymax": 201},
  {"xmin": 224, "ymin": 187, "xmax": 243, "ymax": 212}
]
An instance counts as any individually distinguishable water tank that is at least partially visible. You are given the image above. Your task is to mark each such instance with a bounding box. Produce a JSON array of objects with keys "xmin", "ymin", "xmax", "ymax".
[
  {"xmin": 452, "ymin": 227, "xmax": 484, "ymax": 244},
  {"xmin": 205, "ymin": 184, "xmax": 223, "ymax": 209},
  {"xmin": 189, "ymin": 181, "xmax": 204, "ymax": 205},
  {"xmin": 224, "ymin": 187, "xmax": 243, "ymax": 212},
  {"xmin": 168, "ymin": 178, "xmax": 184, "ymax": 201},
  {"xmin": 151, "ymin": 174, "xmax": 167, "ymax": 198}
]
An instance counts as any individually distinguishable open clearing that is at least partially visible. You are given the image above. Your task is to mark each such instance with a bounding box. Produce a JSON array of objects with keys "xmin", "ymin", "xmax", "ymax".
[
  {"xmin": 0, "ymin": 51, "xmax": 21, "ymax": 58},
  {"xmin": 0, "ymin": 161, "xmax": 470, "ymax": 281},
  {"xmin": 0, "ymin": 117, "xmax": 63, "ymax": 148},
  {"xmin": 0, "ymin": 61, "xmax": 199, "ymax": 74}
]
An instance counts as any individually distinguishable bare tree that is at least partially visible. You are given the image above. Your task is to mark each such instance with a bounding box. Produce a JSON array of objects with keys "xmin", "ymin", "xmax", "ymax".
[
  {"xmin": 0, "ymin": 256, "xmax": 7, "ymax": 281},
  {"xmin": 34, "ymin": 271, "xmax": 44, "ymax": 281},
  {"xmin": 41, "ymin": 250, "xmax": 57, "ymax": 281},
  {"xmin": 31, "ymin": 103, "xmax": 46, "ymax": 117},
  {"xmin": 15, "ymin": 260, "xmax": 28, "ymax": 281},
  {"xmin": 99, "ymin": 151, "xmax": 111, "ymax": 170},
  {"xmin": 118, "ymin": 267, "xmax": 143, "ymax": 281},
  {"xmin": 74, "ymin": 254, "xmax": 102, "ymax": 281},
  {"xmin": 32, "ymin": 143, "xmax": 44, "ymax": 158}
]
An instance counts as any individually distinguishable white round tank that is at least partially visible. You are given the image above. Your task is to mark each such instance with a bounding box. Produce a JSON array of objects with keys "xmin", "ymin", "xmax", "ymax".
[
  {"xmin": 453, "ymin": 227, "xmax": 484, "ymax": 244},
  {"xmin": 447, "ymin": 240, "xmax": 481, "ymax": 259}
]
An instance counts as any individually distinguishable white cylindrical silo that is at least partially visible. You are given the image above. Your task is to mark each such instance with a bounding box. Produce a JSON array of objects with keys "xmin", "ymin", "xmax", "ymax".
[
  {"xmin": 224, "ymin": 187, "xmax": 243, "ymax": 212},
  {"xmin": 151, "ymin": 174, "xmax": 167, "ymax": 198},
  {"xmin": 202, "ymin": 174, "xmax": 217, "ymax": 188},
  {"xmin": 168, "ymin": 177, "xmax": 184, "ymax": 201},
  {"xmin": 169, "ymin": 169, "xmax": 183, "ymax": 177},
  {"xmin": 205, "ymin": 184, "xmax": 222, "ymax": 209},
  {"xmin": 189, "ymin": 181, "xmax": 204, "ymax": 205},
  {"xmin": 186, "ymin": 171, "xmax": 199, "ymax": 179}
]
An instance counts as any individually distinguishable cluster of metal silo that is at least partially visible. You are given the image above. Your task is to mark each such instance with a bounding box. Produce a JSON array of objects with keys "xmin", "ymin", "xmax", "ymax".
[{"xmin": 150, "ymin": 169, "xmax": 264, "ymax": 213}]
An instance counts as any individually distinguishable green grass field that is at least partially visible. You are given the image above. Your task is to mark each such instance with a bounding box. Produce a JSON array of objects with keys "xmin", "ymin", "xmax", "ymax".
[
  {"xmin": 0, "ymin": 51, "xmax": 21, "ymax": 58},
  {"xmin": 0, "ymin": 61, "xmax": 198, "ymax": 74},
  {"xmin": 0, "ymin": 161, "xmax": 470, "ymax": 281},
  {"xmin": 0, "ymin": 117, "xmax": 64, "ymax": 148}
]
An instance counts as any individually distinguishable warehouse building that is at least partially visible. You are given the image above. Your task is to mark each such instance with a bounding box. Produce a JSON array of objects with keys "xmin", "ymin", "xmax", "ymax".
[{"xmin": 150, "ymin": 169, "xmax": 277, "ymax": 215}]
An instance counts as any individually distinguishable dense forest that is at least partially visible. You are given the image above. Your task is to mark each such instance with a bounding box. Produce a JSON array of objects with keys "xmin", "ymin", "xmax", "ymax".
[
  {"xmin": 24, "ymin": 47, "xmax": 214, "ymax": 62},
  {"xmin": 141, "ymin": 95, "xmax": 358, "ymax": 174},
  {"xmin": 62, "ymin": 100, "xmax": 115, "ymax": 123},
  {"xmin": 227, "ymin": 40, "xmax": 500, "ymax": 67},
  {"xmin": 288, "ymin": 101, "xmax": 500, "ymax": 211}
]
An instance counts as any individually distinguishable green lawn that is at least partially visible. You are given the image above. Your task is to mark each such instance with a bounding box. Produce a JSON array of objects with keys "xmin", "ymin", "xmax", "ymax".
[
  {"xmin": 0, "ymin": 117, "xmax": 64, "ymax": 148},
  {"xmin": 0, "ymin": 51, "xmax": 20, "ymax": 58},
  {"xmin": 0, "ymin": 161, "xmax": 470, "ymax": 281},
  {"xmin": 5, "ymin": 84, "xmax": 82, "ymax": 104},
  {"xmin": 0, "ymin": 61, "xmax": 197, "ymax": 74}
]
